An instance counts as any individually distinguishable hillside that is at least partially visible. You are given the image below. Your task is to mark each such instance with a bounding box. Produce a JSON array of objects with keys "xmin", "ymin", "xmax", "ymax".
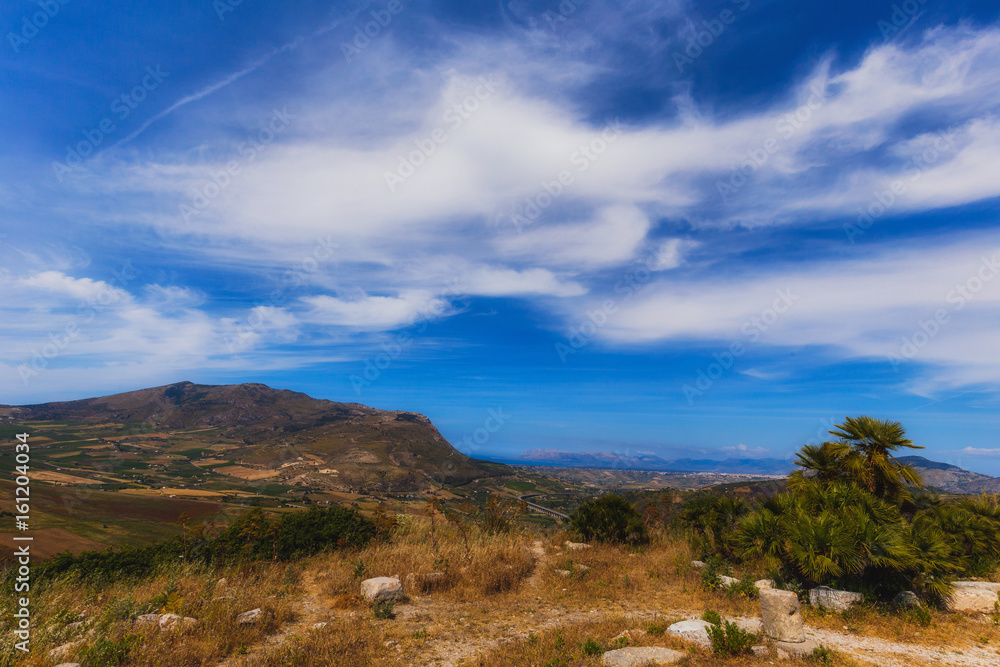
[
  {"xmin": 0, "ymin": 381, "xmax": 505, "ymax": 496},
  {"xmin": 899, "ymin": 455, "xmax": 1000, "ymax": 494}
]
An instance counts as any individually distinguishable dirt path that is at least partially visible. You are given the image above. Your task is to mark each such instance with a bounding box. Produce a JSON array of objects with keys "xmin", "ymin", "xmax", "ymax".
[
  {"xmin": 523, "ymin": 539, "xmax": 547, "ymax": 589},
  {"xmin": 411, "ymin": 607, "xmax": 1000, "ymax": 667},
  {"xmin": 805, "ymin": 625, "xmax": 1000, "ymax": 667}
]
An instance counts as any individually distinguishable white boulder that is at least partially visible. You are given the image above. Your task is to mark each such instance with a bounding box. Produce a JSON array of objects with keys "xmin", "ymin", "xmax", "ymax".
[{"xmin": 361, "ymin": 576, "xmax": 404, "ymax": 602}]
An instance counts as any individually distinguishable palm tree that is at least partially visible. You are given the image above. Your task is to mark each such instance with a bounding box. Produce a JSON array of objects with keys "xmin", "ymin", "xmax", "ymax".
[
  {"xmin": 827, "ymin": 416, "xmax": 923, "ymax": 503},
  {"xmin": 788, "ymin": 440, "xmax": 850, "ymax": 491}
]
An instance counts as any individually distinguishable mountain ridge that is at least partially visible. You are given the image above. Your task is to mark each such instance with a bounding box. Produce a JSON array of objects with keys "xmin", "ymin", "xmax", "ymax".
[{"xmin": 1, "ymin": 381, "xmax": 505, "ymax": 492}]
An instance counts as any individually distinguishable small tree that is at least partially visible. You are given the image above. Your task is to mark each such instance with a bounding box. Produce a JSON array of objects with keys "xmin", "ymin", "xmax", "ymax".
[{"xmin": 570, "ymin": 494, "xmax": 649, "ymax": 546}]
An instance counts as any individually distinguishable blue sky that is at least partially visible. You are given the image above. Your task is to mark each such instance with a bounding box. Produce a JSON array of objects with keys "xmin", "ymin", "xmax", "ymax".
[{"xmin": 4, "ymin": 0, "xmax": 1000, "ymax": 473}]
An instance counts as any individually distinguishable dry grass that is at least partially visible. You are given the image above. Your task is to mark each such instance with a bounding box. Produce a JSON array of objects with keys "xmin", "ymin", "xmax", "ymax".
[
  {"xmin": 245, "ymin": 619, "xmax": 386, "ymax": 667},
  {"xmin": 5, "ymin": 514, "xmax": 998, "ymax": 666},
  {"xmin": 313, "ymin": 514, "xmax": 536, "ymax": 605},
  {"xmin": 2, "ymin": 562, "xmax": 296, "ymax": 666}
]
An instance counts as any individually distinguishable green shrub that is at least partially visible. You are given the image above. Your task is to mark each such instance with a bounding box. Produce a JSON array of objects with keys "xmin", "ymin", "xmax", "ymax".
[
  {"xmin": 901, "ymin": 605, "xmax": 932, "ymax": 627},
  {"xmin": 810, "ymin": 645, "xmax": 834, "ymax": 664},
  {"xmin": 37, "ymin": 505, "xmax": 377, "ymax": 583},
  {"xmin": 676, "ymin": 496, "xmax": 748, "ymax": 560},
  {"xmin": 706, "ymin": 620, "xmax": 756, "ymax": 657},
  {"xmin": 701, "ymin": 610, "xmax": 721, "ymax": 626},
  {"xmin": 372, "ymin": 600, "xmax": 396, "ymax": 620},
  {"xmin": 569, "ymin": 494, "xmax": 649, "ymax": 546},
  {"xmin": 727, "ymin": 577, "xmax": 760, "ymax": 600},
  {"xmin": 699, "ymin": 566, "xmax": 722, "ymax": 591},
  {"xmin": 581, "ymin": 637, "xmax": 604, "ymax": 656},
  {"xmin": 645, "ymin": 623, "xmax": 665, "ymax": 636}
]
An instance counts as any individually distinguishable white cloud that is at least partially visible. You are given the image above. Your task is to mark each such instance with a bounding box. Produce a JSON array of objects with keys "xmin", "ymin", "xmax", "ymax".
[
  {"xmin": 959, "ymin": 447, "xmax": 1000, "ymax": 456},
  {"xmin": 459, "ymin": 266, "xmax": 586, "ymax": 297},
  {"xmin": 722, "ymin": 443, "xmax": 771, "ymax": 456},
  {"xmin": 592, "ymin": 233, "xmax": 1000, "ymax": 393},
  {"xmin": 649, "ymin": 238, "xmax": 697, "ymax": 271},
  {"xmin": 496, "ymin": 204, "xmax": 650, "ymax": 268},
  {"xmin": 300, "ymin": 291, "xmax": 449, "ymax": 330},
  {"xmin": 17, "ymin": 271, "xmax": 130, "ymax": 304}
]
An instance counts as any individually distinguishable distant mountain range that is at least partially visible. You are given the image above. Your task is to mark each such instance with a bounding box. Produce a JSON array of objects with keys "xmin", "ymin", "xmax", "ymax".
[
  {"xmin": 517, "ymin": 449, "xmax": 793, "ymax": 475},
  {"xmin": 516, "ymin": 449, "xmax": 1000, "ymax": 494}
]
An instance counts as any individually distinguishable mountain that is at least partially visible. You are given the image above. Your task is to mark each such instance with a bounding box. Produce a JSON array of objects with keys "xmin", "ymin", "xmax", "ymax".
[
  {"xmin": 518, "ymin": 449, "xmax": 793, "ymax": 475},
  {"xmin": 899, "ymin": 455, "xmax": 1000, "ymax": 494},
  {"xmin": 0, "ymin": 381, "xmax": 504, "ymax": 493},
  {"xmin": 516, "ymin": 450, "xmax": 1000, "ymax": 491}
]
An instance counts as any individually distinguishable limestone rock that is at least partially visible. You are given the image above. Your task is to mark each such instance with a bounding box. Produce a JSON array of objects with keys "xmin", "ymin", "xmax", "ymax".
[
  {"xmin": 362, "ymin": 576, "xmax": 404, "ymax": 602},
  {"xmin": 755, "ymin": 579, "xmax": 775, "ymax": 591},
  {"xmin": 733, "ymin": 617, "xmax": 762, "ymax": 633},
  {"xmin": 312, "ymin": 622, "xmax": 328, "ymax": 630},
  {"xmin": 666, "ymin": 619, "xmax": 713, "ymax": 647},
  {"xmin": 946, "ymin": 582, "xmax": 1000, "ymax": 613},
  {"xmin": 48, "ymin": 642, "xmax": 82, "ymax": 660},
  {"xmin": 157, "ymin": 613, "xmax": 181, "ymax": 629},
  {"xmin": 237, "ymin": 608, "xmax": 265, "ymax": 625},
  {"xmin": 956, "ymin": 581, "xmax": 1000, "ymax": 592},
  {"xmin": 718, "ymin": 575, "xmax": 740, "ymax": 588},
  {"xmin": 601, "ymin": 646, "xmax": 684, "ymax": 666},
  {"xmin": 565, "ymin": 541, "xmax": 591, "ymax": 551},
  {"xmin": 894, "ymin": 591, "xmax": 921, "ymax": 608},
  {"xmin": 556, "ymin": 569, "xmax": 572, "ymax": 577},
  {"xmin": 691, "ymin": 560, "xmax": 707, "ymax": 569},
  {"xmin": 751, "ymin": 645, "xmax": 769, "ymax": 656},
  {"xmin": 760, "ymin": 588, "xmax": 806, "ymax": 643},
  {"xmin": 809, "ymin": 586, "xmax": 863, "ymax": 612},
  {"xmin": 135, "ymin": 613, "xmax": 161, "ymax": 625},
  {"xmin": 158, "ymin": 613, "xmax": 197, "ymax": 630},
  {"xmin": 773, "ymin": 638, "xmax": 819, "ymax": 657}
]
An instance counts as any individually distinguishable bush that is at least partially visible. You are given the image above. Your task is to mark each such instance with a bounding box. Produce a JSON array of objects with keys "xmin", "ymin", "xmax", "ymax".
[
  {"xmin": 810, "ymin": 645, "xmax": 834, "ymax": 664},
  {"xmin": 372, "ymin": 600, "xmax": 396, "ymax": 620},
  {"xmin": 701, "ymin": 610, "xmax": 721, "ymax": 626},
  {"xmin": 36, "ymin": 505, "xmax": 377, "ymax": 583},
  {"xmin": 699, "ymin": 562, "xmax": 723, "ymax": 591},
  {"xmin": 676, "ymin": 496, "xmax": 748, "ymax": 560},
  {"xmin": 570, "ymin": 494, "xmax": 649, "ymax": 546},
  {"xmin": 581, "ymin": 638, "xmax": 604, "ymax": 656},
  {"xmin": 706, "ymin": 620, "xmax": 756, "ymax": 657},
  {"xmin": 901, "ymin": 605, "xmax": 932, "ymax": 627},
  {"xmin": 645, "ymin": 623, "xmax": 665, "ymax": 636},
  {"xmin": 727, "ymin": 577, "xmax": 760, "ymax": 600}
]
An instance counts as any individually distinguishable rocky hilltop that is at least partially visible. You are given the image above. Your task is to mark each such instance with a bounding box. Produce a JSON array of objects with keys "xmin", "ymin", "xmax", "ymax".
[
  {"xmin": 899, "ymin": 455, "xmax": 1000, "ymax": 494},
  {"xmin": 1, "ymin": 381, "xmax": 505, "ymax": 491}
]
